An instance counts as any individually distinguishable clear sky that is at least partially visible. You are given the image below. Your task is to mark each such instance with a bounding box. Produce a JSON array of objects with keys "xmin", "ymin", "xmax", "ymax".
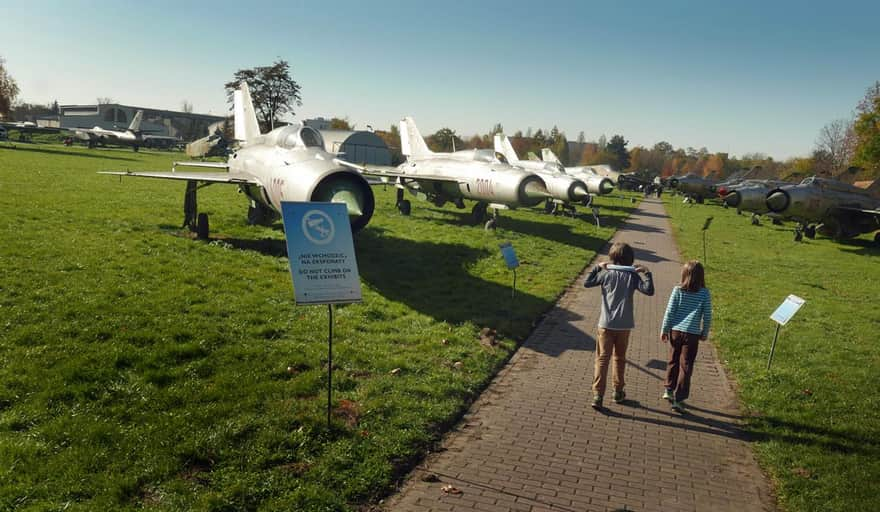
[{"xmin": 3, "ymin": 1, "xmax": 878, "ymax": 159}]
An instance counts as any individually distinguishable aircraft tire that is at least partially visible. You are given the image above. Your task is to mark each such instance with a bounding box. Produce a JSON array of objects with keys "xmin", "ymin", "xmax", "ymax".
[
  {"xmin": 398, "ymin": 200, "xmax": 411, "ymax": 216},
  {"xmin": 804, "ymin": 225, "xmax": 816, "ymax": 239},
  {"xmin": 772, "ymin": 218, "xmax": 782, "ymax": 225},
  {"xmin": 751, "ymin": 215, "xmax": 760, "ymax": 226},
  {"xmin": 794, "ymin": 230, "xmax": 803, "ymax": 242},
  {"xmin": 196, "ymin": 213, "xmax": 209, "ymax": 240},
  {"xmin": 696, "ymin": 195, "xmax": 704, "ymax": 204},
  {"xmin": 471, "ymin": 203, "xmax": 487, "ymax": 224},
  {"xmin": 544, "ymin": 199, "xmax": 555, "ymax": 214},
  {"xmin": 874, "ymin": 232, "xmax": 880, "ymax": 246},
  {"xmin": 133, "ymin": 145, "xmax": 139, "ymax": 152},
  {"xmin": 484, "ymin": 218, "xmax": 497, "ymax": 231}
]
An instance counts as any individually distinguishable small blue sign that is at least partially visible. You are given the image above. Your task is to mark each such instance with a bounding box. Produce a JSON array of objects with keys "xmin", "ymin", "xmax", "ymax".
[
  {"xmin": 499, "ymin": 242, "xmax": 519, "ymax": 269},
  {"xmin": 281, "ymin": 202, "xmax": 362, "ymax": 305},
  {"xmin": 770, "ymin": 295, "xmax": 805, "ymax": 326}
]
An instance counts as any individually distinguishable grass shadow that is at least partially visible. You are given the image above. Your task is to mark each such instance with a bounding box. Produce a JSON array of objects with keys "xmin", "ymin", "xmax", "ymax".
[{"xmin": 0, "ymin": 144, "xmax": 139, "ymax": 162}]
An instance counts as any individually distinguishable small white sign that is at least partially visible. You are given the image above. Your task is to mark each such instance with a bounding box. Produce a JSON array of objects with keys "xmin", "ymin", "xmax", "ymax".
[
  {"xmin": 282, "ymin": 202, "xmax": 362, "ymax": 305},
  {"xmin": 770, "ymin": 295, "xmax": 805, "ymax": 326}
]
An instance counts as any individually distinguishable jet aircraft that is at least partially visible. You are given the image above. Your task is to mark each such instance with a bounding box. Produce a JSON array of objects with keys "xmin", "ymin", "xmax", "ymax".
[
  {"xmin": 765, "ymin": 176, "xmax": 880, "ymax": 242},
  {"xmin": 719, "ymin": 179, "xmax": 790, "ymax": 224},
  {"xmin": 669, "ymin": 174, "xmax": 719, "ymax": 202},
  {"xmin": 492, "ymin": 134, "xmax": 590, "ymax": 215},
  {"xmin": 335, "ymin": 117, "xmax": 550, "ymax": 230},
  {"xmin": 100, "ymin": 83, "xmax": 375, "ymax": 235},
  {"xmin": 539, "ymin": 148, "xmax": 615, "ymax": 196}
]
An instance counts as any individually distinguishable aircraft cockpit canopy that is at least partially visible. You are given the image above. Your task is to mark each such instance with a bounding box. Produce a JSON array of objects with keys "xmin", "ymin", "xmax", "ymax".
[
  {"xmin": 276, "ymin": 125, "xmax": 325, "ymax": 150},
  {"xmin": 494, "ymin": 152, "xmax": 509, "ymax": 164}
]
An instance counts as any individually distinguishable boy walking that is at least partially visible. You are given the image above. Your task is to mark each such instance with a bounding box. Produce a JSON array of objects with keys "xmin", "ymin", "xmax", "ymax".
[{"xmin": 584, "ymin": 242, "xmax": 654, "ymax": 409}]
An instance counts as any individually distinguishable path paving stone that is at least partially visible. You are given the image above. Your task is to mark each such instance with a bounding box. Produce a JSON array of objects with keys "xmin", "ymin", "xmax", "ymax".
[{"xmin": 383, "ymin": 197, "xmax": 776, "ymax": 512}]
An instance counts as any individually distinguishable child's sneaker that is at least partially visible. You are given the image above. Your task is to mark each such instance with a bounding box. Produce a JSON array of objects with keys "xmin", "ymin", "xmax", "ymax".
[
  {"xmin": 662, "ymin": 388, "xmax": 673, "ymax": 401},
  {"xmin": 612, "ymin": 390, "xmax": 626, "ymax": 403},
  {"xmin": 591, "ymin": 396, "xmax": 603, "ymax": 410},
  {"xmin": 671, "ymin": 400, "xmax": 684, "ymax": 412}
]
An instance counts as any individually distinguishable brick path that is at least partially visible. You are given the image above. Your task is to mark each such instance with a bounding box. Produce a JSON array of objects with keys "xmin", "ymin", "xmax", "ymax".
[{"xmin": 383, "ymin": 197, "xmax": 776, "ymax": 512}]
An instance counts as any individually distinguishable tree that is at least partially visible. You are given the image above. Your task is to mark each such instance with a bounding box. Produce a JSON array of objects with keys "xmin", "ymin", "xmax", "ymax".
[
  {"xmin": 329, "ymin": 117, "xmax": 353, "ymax": 130},
  {"xmin": 427, "ymin": 127, "xmax": 464, "ymax": 152},
  {"xmin": 652, "ymin": 141, "xmax": 673, "ymax": 155},
  {"xmin": 225, "ymin": 60, "xmax": 302, "ymax": 131},
  {"xmin": 606, "ymin": 135, "xmax": 630, "ymax": 170},
  {"xmin": 815, "ymin": 118, "xmax": 855, "ymax": 174},
  {"xmin": 181, "ymin": 100, "xmax": 194, "ymax": 113},
  {"xmin": 577, "ymin": 131, "xmax": 586, "ymax": 144},
  {"xmin": 96, "ymin": 97, "xmax": 115, "ymax": 105},
  {"xmin": 0, "ymin": 57, "xmax": 18, "ymax": 119},
  {"xmin": 852, "ymin": 83, "xmax": 880, "ymax": 173}
]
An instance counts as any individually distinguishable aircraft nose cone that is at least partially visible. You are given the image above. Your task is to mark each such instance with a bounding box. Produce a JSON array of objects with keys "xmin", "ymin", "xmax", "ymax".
[
  {"xmin": 523, "ymin": 180, "xmax": 551, "ymax": 199},
  {"xmin": 766, "ymin": 190, "xmax": 789, "ymax": 213},
  {"xmin": 330, "ymin": 189, "xmax": 363, "ymax": 217},
  {"xmin": 723, "ymin": 191, "xmax": 741, "ymax": 207},
  {"xmin": 570, "ymin": 185, "xmax": 590, "ymax": 201}
]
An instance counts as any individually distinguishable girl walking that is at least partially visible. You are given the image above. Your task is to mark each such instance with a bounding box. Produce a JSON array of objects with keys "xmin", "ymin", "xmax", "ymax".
[{"xmin": 660, "ymin": 260, "xmax": 712, "ymax": 412}]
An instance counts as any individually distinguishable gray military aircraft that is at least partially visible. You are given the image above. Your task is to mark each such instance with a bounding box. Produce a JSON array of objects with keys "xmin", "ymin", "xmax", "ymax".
[
  {"xmin": 335, "ymin": 117, "xmax": 550, "ymax": 230},
  {"xmin": 765, "ymin": 176, "xmax": 880, "ymax": 242},
  {"xmin": 492, "ymin": 134, "xmax": 590, "ymax": 215},
  {"xmin": 719, "ymin": 179, "xmax": 790, "ymax": 224},
  {"xmin": 539, "ymin": 148, "xmax": 615, "ymax": 196},
  {"xmin": 71, "ymin": 110, "xmax": 147, "ymax": 150},
  {"xmin": 668, "ymin": 174, "xmax": 719, "ymax": 202},
  {"xmin": 100, "ymin": 83, "xmax": 375, "ymax": 235}
]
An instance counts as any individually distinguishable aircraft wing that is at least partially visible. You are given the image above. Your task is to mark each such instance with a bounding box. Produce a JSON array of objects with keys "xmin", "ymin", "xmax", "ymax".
[
  {"xmin": 99, "ymin": 169, "xmax": 261, "ymax": 185},
  {"xmin": 333, "ymin": 159, "xmax": 461, "ymax": 184},
  {"xmin": 834, "ymin": 205, "xmax": 880, "ymax": 220}
]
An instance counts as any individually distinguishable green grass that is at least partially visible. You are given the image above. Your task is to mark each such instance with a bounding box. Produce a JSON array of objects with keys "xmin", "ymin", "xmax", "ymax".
[
  {"xmin": 0, "ymin": 143, "xmax": 637, "ymax": 511},
  {"xmin": 662, "ymin": 195, "xmax": 880, "ymax": 512}
]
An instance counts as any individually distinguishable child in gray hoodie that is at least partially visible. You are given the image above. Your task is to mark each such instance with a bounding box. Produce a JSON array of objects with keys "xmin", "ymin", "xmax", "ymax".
[{"xmin": 584, "ymin": 242, "xmax": 654, "ymax": 409}]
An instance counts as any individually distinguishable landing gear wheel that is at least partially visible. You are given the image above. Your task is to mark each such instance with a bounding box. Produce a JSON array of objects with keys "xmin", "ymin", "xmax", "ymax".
[
  {"xmin": 804, "ymin": 225, "xmax": 816, "ymax": 239},
  {"xmin": 247, "ymin": 203, "xmax": 276, "ymax": 226},
  {"xmin": 196, "ymin": 213, "xmax": 210, "ymax": 240},
  {"xmin": 471, "ymin": 203, "xmax": 488, "ymax": 225},
  {"xmin": 750, "ymin": 214, "xmax": 760, "ymax": 226},
  {"xmin": 772, "ymin": 218, "xmax": 782, "ymax": 225},
  {"xmin": 581, "ymin": 195, "xmax": 592, "ymax": 207},
  {"xmin": 695, "ymin": 195, "xmax": 704, "ymax": 204},
  {"xmin": 794, "ymin": 229, "xmax": 803, "ymax": 242},
  {"xmin": 544, "ymin": 199, "xmax": 555, "ymax": 214},
  {"xmin": 397, "ymin": 199, "xmax": 412, "ymax": 216},
  {"xmin": 875, "ymin": 232, "xmax": 880, "ymax": 246},
  {"xmin": 484, "ymin": 218, "xmax": 497, "ymax": 231}
]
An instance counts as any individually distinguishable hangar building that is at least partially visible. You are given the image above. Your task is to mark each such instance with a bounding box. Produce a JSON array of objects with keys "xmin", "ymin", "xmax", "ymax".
[
  {"xmin": 319, "ymin": 130, "xmax": 392, "ymax": 166},
  {"xmin": 59, "ymin": 104, "xmax": 226, "ymax": 142}
]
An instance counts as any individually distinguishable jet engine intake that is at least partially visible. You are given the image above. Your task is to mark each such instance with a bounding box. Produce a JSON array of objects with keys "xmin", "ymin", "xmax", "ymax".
[{"xmin": 310, "ymin": 172, "xmax": 376, "ymax": 232}]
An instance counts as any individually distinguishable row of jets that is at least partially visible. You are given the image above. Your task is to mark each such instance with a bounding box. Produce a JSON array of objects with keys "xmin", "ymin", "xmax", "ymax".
[
  {"xmin": 668, "ymin": 172, "xmax": 880, "ymax": 243},
  {"xmin": 1, "ymin": 112, "xmax": 178, "ymax": 150},
  {"xmin": 102, "ymin": 84, "xmax": 617, "ymax": 233}
]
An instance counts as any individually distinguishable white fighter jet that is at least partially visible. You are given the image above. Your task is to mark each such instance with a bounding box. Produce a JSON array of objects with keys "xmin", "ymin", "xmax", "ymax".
[
  {"xmin": 336, "ymin": 117, "xmax": 551, "ymax": 230},
  {"xmin": 70, "ymin": 110, "xmax": 148, "ymax": 151},
  {"xmin": 100, "ymin": 83, "xmax": 375, "ymax": 235},
  {"xmin": 492, "ymin": 134, "xmax": 590, "ymax": 215},
  {"xmin": 539, "ymin": 148, "xmax": 615, "ymax": 196}
]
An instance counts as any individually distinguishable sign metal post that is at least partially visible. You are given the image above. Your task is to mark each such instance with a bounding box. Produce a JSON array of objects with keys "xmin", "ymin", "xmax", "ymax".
[
  {"xmin": 282, "ymin": 202, "xmax": 362, "ymax": 428},
  {"xmin": 499, "ymin": 242, "xmax": 520, "ymax": 330},
  {"xmin": 767, "ymin": 295, "xmax": 805, "ymax": 370}
]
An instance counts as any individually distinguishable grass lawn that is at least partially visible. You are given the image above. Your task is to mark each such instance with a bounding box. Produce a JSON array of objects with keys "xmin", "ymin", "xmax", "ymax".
[
  {"xmin": 0, "ymin": 143, "xmax": 637, "ymax": 511},
  {"xmin": 662, "ymin": 195, "xmax": 879, "ymax": 512}
]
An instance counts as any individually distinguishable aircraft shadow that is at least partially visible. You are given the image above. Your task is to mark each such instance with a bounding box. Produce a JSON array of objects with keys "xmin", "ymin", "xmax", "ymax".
[
  {"xmin": 523, "ymin": 306, "xmax": 593, "ymax": 357},
  {"xmin": 356, "ymin": 230, "xmax": 554, "ymax": 337},
  {"xmin": 419, "ymin": 208, "xmax": 611, "ymax": 250},
  {"xmin": 0, "ymin": 144, "xmax": 139, "ymax": 162}
]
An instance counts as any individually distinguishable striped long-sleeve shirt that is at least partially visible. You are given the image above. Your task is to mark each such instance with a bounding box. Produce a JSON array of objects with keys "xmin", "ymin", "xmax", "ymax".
[{"xmin": 660, "ymin": 286, "xmax": 712, "ymax": 337}]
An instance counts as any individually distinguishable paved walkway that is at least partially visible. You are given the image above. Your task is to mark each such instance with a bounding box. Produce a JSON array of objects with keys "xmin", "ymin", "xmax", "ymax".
[{"xmin": 384, "ymin": 197, "xmax": 775, "ymax": 512}]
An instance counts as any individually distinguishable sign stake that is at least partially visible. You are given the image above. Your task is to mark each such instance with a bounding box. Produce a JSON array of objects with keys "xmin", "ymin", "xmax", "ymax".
[{"xmin": 327, "ymin": 304, "xmax": 333, "ymax": 428}]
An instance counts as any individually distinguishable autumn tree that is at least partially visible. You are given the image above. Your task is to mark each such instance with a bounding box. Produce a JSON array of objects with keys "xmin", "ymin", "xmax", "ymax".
[
  {"xmin": 427, "ymin": 127, "xmax": 464, "ymax": 152},
  {"xmin": 852, "ymin": 82, "xmax": 880, "ymax": 173},
  {"xmin": 815, "ymin": 118, "xmax": 855, "ymax": 174},
  {"xmin": 0, "ymin": 57, "xmax": 19, "ymax": 119},
  {"xmin": 225, "ymin": 60, "xmax": 302, "ymax": 131},
  {"xmin": 329, "ymin": 117, "xmax": 353, "ymax": 130}
]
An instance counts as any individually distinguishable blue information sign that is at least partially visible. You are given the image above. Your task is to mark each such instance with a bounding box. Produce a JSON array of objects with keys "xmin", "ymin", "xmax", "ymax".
[
  {"xmin": 281, "ymin": 202, "xmax": 362, "ymax": 305},
  {"xmin": 770, "ymin": 295, "xmax": 805, "ymax": 326},
  {"xmin": 499, "ymin": 242, "xmax": 519, "ymax": 269}
]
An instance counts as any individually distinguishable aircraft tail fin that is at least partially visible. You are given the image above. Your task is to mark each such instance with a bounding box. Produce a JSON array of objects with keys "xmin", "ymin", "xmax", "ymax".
[
  {"xmin": 399, "ymin": 117, "xmax": 433, "ymax": 158},
  {"xmin": 542, "ymin": 148, "xmax": 561, "ymax": 164},
  {"xmin": 234, "ymin": 83, "xmax": 261, "ymax": 142},
  {"xmin": 128, "ymin": 110, "xmax": 143, "ymax": 132},
  {"xmin": 494, "ymin": 134, "xmax": 520, "ymax": 163}
]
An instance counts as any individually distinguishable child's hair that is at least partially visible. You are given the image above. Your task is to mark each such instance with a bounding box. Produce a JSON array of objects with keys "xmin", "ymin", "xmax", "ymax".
[
  {"xmin": 680, "ymin": 260, "xmax": 705, "ymax": 292},
  {"xmin": 608, "ymin": 242, "xmax": 634, "ymax": 266}
]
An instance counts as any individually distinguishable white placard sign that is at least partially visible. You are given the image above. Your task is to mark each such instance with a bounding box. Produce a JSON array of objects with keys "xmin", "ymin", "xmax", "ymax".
[
  {"xmin": 770, "ymin": 295, "xmax": 805, "ymax": 326},
  {"xmin": 281, "ymin": 202, "xmax": 362, "ymax": 305}
]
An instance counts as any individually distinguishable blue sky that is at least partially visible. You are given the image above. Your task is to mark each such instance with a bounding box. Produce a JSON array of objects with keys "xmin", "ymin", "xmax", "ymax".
[{"xmin": 3, "ymin": 1, "xmax": 878, "ymax": 159}]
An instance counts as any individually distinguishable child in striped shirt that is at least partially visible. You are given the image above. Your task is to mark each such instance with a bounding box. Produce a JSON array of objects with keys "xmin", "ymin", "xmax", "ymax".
[{"xmin": 660, "ymin": 260, "xmax": 712, "ymax": 412}]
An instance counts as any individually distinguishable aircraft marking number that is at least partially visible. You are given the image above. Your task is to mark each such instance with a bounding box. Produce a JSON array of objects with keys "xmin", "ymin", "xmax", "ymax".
[{"xmin": 475, "ymin": 178, "xmax": 495, "ymax": 196}]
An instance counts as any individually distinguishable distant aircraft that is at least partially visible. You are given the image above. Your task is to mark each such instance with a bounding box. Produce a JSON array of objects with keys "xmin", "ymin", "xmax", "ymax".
[
  {"xmin": 100, "ymin": 83, "xmax": 375, "ymax": 235},
  {"xmin": 492, "ymin": 134, "xmax": 590, "ymax": 215},
  {"xmin": 69, "ymin": 111, "xmax": 178, "ymax": 151},
  {"xmin": 765, "ymin": 176, "xmax": 880, "ymax": 242},
  {"xmin": 538, "ymin": 148, "xmax": 615, "ymax": 196},
  {"xmin": 335, "ymin": 117, "xmax": 551, "ymax": 230},
  {"xmin": 0, "ymin": 121, "xmax": 62, "ymax": 141},
  {"xmin": 669, "ymin": 174, "xmax": 718, "ymax": 202}
]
